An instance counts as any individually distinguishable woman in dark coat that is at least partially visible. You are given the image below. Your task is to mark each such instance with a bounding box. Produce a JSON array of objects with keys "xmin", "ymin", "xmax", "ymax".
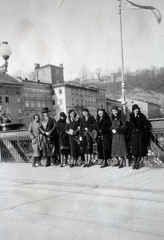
[
  {"xmin": 128, "ymin": 104, "xmax": 151, "ymax": 169},
  {"xmin": 56, "ymin": 112, "xmax": 70, "ymax": 167},
  {"xmin": 80, "ymin": 108, "xmax": 97, "ymax": 167},
  {"xmin": 111, "ymin": 106, "xmax": 128, "ymax": 168},
  {"xmin": 97, "ymin": 108, "xmax": 112, "ymax": 168},
  {"xmin": 65, "ymin": 109, "xmax": 81, "ymax": 167}
]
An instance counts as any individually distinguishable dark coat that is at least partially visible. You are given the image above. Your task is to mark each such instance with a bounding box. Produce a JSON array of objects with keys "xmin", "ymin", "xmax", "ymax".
[
  {"xmin": 56, "ymin": 118, "xmax": 70, "ymax": 154},
  {"xmin": 65, "ymin": 120, "xmax": 81, "ymax": 157},
  {"xmin": 80, "ymin": 114, "xmax": 97, "ymax": 154},
  {"xmin": 128, "ymin": 112, "xmax": 150, "ymax": 157},
  {"xmin": 111, "ymin": 111, "xmax": 128, "ymax": 157},
  {"xmin": 97, "ymin": 113, "xmax": 112, "ymax": 152},
  {"xmin": 39, "ymin": 117, "xmax": 56, "ymax": 157}
]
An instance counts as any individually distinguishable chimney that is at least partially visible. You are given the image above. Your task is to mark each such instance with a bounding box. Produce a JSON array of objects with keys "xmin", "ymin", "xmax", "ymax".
[
  {"xmin": 59, "ymin": 63, "xmax": 63, "ymax": 68},
  {"xmin": 34, "ymin": 63, "xmax": 40, "ymax": 70}
]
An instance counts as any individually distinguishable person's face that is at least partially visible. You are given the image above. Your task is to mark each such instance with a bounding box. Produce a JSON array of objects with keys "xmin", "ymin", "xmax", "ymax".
[
  {"xmin": 134, "ymin": 108, "xmax": 139, "ymax": 115},
  {"xmin": 70, "ymin": 111, "xmax": 75, "ymax": 119},
  {"xmin": 98, "ymin": 110, "xmax": 104, "ymax": 117},
  {"xmin": 82, "ymin": 111, "xmax": 88, "ymax": 117},
  {"xmin": 43, "ymin": 113, "xmax": 49, "ymax": 120},
  {"xmin": 60, "ymin": 116, "xmax": 65, "ymax": 120},
  {"xmin": 112, "ymin": 109, "xmax": 118, "ymax": 117},
  {"xmin": 34, "ymin": 115, "xmax": 40, "ymax": 122}
]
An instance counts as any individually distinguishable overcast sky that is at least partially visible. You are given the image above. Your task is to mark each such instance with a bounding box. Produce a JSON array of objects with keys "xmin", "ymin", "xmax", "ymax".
[{"xmin": 0, "ymin": 0, "xmax": 163, "ymax": 80}]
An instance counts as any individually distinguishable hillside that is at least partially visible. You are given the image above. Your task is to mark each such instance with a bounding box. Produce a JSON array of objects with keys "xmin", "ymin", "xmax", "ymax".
[{"xmin": 84, "ymin": 82, "xmax": 164, "ymax": 107}]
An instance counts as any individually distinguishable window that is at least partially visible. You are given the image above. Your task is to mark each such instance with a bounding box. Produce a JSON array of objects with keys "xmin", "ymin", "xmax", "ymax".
[
  {"xmin": 56, "ymin": 70, "xmax": 59, "ymax": 75},
  {"xmin": 85, "ymin": 100, "xmax": 87, "ymax": 106},
  {"xmin": 88, "ymin": 101, "xmax": 90, "ymax": 106},
  {"xmin": 16, "ymin": 90, "xmax": 20, "ymax": 95},
  {"xmin": 36, "ymin": 101, "xmax": 41, "ymax": 108},
  {"xmin": 26, "ymin": 112, "xmax": 30, "ymax": 119},
  {"xmin": 36, "ymin": 92, "xmax": 40, "ymax": 98},
  {"xmin": 85, "ymin": 91, "xmax": 87, "ymax": 97},
  {"xmin": 30, "ymin": 101, "xmax": 35, "ymax": 107},
  {"xmin": 77, "ymin": 99, "xmax": 79, "ymax": 105},
  {"xmin": 52, "ymin": 100, "xmax": 55, "ymax": 105},
  {"xmin": 17, "ymin": 97, "xmax": 21, "ymax": 103},
  {"xmin": 5, "ymin": 97, "xmax": 9, "ymax": 103},
  {"xmin": 76, "ymin": 89, "xmax": 78, "ymax": 95},
  {"xmin": 59, "ymin": 99, "xmax": 63, "ymax": 105},
  {"xmin": 71, "ymin": 89, "xmax": 74, "ymax": 95},
  {"xmin": 81, "ymin": 100, "xmax": 83, "ymax": 106},
  {"xmin": 47, "ymin": 102, "xmax": 51, "ymax": 108},
  {"xmin": 59, "ymin": 89, "xmax": 62, "ymax": 94},
  {"xmin": 29, "ymin": 93, "xmax": 34, "ymax": 98},
  {"xmin": 0, "ymin": 96, "xmax": 2, "ymax": 103},
  {"xmin": 24, "ymin": 92, "xmax": 28, "ymax": 98},
  {"xmin": 6, "ymin": 108, "xmax": 10, "ymax": 114},
  {"xmin": 72, "ymin": 99, "xmax": 75, "ymax": 105},
  {"xmin": 42, "ymin": 101, "xmax": 46, "ymax": 108},
  {"xmin": 52, "ymin": 89, "xmax": 55, "ymax": 95},
  {"xmin": 25, "ymin": 100, "xmax": 29, "ymax": 107},
  {"xmin": 18, "ymin": 108, "xmax": 22, "ymax": 114},
  {"xmin": 18, "ymin": 118, "xmax": 22, "ymax": 123},
  {"xmin": 81, "ymin": 91, "xmax": 83, "ymax": 97},
  {"xmin": 5, "ymin": 90, "xmax": 8, "ymax": 94}
]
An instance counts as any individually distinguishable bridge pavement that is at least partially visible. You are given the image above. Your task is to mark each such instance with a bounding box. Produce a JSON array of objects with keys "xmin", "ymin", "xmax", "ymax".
[{"xmin": 0, "ymin": 162, "xmax": 164, "ymax": 240}]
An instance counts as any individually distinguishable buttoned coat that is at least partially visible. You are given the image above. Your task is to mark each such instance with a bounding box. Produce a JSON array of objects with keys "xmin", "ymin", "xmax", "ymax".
[
  {"xmin": 111, "ymin": 111, "xmax": 128, "ymax": 157},
  {"xmin": 128, "ymin": 112, "xmax": 150, "ymax": 157},
  {"xmin": 39, "ymin": 117, "xmax": 56, "ymax": 157},
  {"xmin": 28, "ymin": 121, "xmax": 42, "ymax": 157},
  {"xmin": 80, "ymin": 114, "xmax": 97, "ymax": 154}
]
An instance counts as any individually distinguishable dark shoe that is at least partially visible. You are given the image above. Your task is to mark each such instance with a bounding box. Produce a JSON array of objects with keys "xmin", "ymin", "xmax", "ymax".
[
  {"xmin": 70, "ymin": 164, "xmax": 74, "ymax": 168},
  {"xmin": 132, "ymin": 165, "xmax": 136, "ymax": 169},
  {"xmin": 83, "ymin": 164, "xmax": 87, "ymax": 167},
  {"xmin": 60, "ymin": 164, "xmax": 63, "ymax": 167},
  {"xmin": 119, "ymin": 164, "xmax": 124, "ymax": 169},
  {"xmin": 100, "ymin": 163, "xmax": 108, "ymax": 168},
  {"xmin": 87, "ymin": 163, "xmax": 90, "ymax": 167}
]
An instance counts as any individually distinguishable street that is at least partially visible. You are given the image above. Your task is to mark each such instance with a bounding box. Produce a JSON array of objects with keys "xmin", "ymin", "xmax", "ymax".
[{"xmin": 0, "ymin": 163, "xmax": 164, "ymax": 240}]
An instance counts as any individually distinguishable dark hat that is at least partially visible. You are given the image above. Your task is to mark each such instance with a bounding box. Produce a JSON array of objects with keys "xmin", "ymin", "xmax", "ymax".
[
  {"xmin": 60, "ymin": 112, "xmax": 66, "ymax": 118},
  {"xmin": 111, "ymin": 106, "xmax": 119, "ymax": 111},
  {"xmin": 132, "ymin": 104, "xmax": 140, "ymax": 112},
  {"xmin": 68, "ymin": 109, "xmax": 75, "ymax": 115},
  {"xmin": 82, "ymin": 108, "xmax": 89, "ymax": 113},
  {"xmin": 42, "ymin": 107, "xmax": 51, "ymax": 113}
]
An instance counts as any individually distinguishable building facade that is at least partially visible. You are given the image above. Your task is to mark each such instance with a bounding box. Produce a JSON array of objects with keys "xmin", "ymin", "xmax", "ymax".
[
  {"xmin": 22, "ymin": 80, "xmax": 53, "ymax": 128},
  {"xmin": 0, "ymin": 74, "xmax": 24, "ymax": 124},
  {"xmin": 126, "ymin": 98, "xmax": 161, "ymax": 119},
  {"xmin": 34, "ymin": 63, "xmax": 64, "ymax": 84},
  {"xmin": 51, "ymin": 83, "xmax": 100, "ymax": 120}
]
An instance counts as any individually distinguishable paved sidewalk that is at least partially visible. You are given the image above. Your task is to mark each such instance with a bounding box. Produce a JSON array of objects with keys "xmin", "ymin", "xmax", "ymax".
[{"xmin": 0, "ymin": 163, "xmax": 164, "ymax": 240}]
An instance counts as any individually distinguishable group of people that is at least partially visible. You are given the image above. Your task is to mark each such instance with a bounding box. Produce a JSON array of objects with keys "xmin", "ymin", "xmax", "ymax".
[{"xmin": 28, "ymin": 104, "xmax": 151, "ymax": 170}]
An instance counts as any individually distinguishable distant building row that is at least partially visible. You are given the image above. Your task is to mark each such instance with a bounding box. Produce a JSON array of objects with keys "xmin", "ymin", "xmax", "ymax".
[{"xmin": 0, "ymin": 63, "xmax": 161, "ymax": 128}]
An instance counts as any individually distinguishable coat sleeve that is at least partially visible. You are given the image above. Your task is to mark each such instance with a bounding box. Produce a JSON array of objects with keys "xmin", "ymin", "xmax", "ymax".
[{"xmin": 28, "ymin": 122, "xmax": 35, "ymax": 140}]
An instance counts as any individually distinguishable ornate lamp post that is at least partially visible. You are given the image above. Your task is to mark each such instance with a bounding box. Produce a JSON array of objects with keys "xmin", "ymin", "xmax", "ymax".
[
  {"xmin": 118, "ymin": 0, "xmax": 126, "ymax": 115},
  {"xmin": 0, "ymin": 41, "xmax": 12, "ymax": 75}
]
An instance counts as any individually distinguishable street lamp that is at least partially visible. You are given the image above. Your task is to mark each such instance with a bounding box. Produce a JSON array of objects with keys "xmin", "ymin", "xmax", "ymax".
[
  {"xmin": 0, "ymin": 41, "xmax": 12, "ymax": 75},
  {"xmin": 118, "ymin": 0, "xmax": 126, "ymax": 115}
]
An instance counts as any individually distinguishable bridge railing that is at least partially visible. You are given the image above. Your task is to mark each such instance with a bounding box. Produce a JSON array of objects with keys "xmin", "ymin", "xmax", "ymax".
[
  {"xmin": 0, "ymin": 131, "xmax": 33, "ymax": 163},
  {"xmin": 1, "ymin": 122, "xmax": 164, "ymax": 165}
]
